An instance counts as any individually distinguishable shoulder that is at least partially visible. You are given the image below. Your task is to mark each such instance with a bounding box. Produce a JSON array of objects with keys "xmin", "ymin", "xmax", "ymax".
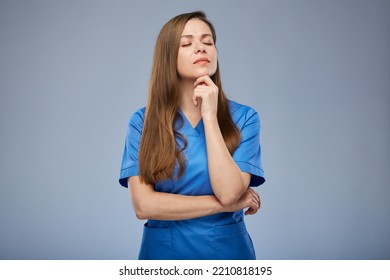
[
  {"xmin": 228, "ymin": 99, "xmax": 260, "ymax": 125},
  {"xmin": 128, "ymin": 107, "xmax": 146, "ymax": 132}
]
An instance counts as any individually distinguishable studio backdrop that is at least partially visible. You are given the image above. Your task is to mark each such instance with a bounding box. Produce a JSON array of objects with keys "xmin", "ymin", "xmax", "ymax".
[{"xmin": 1, "ymin": 0, "xmax": 389, "ymax": 259}]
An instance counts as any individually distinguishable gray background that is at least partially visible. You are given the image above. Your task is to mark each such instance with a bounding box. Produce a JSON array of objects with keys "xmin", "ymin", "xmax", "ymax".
[{"xmin": 1, "ymin": 0, "xmax": 389, "ymax": 260}]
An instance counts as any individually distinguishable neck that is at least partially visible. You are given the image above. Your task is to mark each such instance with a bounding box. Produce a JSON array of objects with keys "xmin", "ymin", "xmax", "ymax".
[
  {"xmin": 178, "ymin": 79, "xmax": 200, "ymax": 115},
  {"xmin": 178, "ymin": 78, "xmax": 202, "ymax": 126}
]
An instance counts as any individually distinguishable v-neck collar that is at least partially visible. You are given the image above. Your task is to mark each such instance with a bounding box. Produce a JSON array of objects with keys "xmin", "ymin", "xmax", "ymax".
[{"xmin": 177, "ymin": 109, "xmax": 204, "ymax": 135}]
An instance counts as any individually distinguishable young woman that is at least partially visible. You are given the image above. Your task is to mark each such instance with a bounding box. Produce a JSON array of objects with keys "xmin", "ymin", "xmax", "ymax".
[{"xmin": 119, "ymin": 11, "xmax": 265, "ymax": 260}]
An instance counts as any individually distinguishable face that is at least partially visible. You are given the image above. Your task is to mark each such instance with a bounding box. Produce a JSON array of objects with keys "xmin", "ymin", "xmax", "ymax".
[{"xmin": 177, "ymin": 19, "xmax": 218, "ymax": 81}]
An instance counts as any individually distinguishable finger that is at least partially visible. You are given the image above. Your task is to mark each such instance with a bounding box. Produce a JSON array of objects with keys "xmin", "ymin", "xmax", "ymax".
[
  {"xmin": 249, "ymin": 190, "xmax": 259, "ymax": 204},
  {"xmin": 192, "ymin": 87, "xmax": 205, "ymax": 103},
  {"xmin": 255, "ymin": 191, "xmax": 260, "ymax": 201},
  {"xmin": 251, "ymin": 196, "xmax": 259, "ymax": 207},
  {"xmin": 252, "ymin": 197, "xmax": 260, "ymax": 210},
  {"xmin": 194, "ymin": 75, "xmax": 214, "ymax": 87},
  {"xmin": 256, "ymin": 192, "xmax": 261, "ymax": 209},
  {"xmin": 195, "ymin": 82, "xmax": 207, "ymax": 87},
  {"xmin": 245, "ymin": 206, "xmax": 258, "ymax": 216},
  {"xmin": 247, "ymin": 198, "xmax": 259, "ymax": 213},
  {"xmin": 192, "ymin": 94, "xmax": 198, "ymax": 106},
  {"xmin": 192, "ymin": 90, "xmax": 205, "ymax": 107},
  {"xmin": 250, "ymin": 189, "xmax": 260, "ymax": 204},
  {"xmin": 250, "ymin": 195, "xmax": 260, "ymax": 210}
]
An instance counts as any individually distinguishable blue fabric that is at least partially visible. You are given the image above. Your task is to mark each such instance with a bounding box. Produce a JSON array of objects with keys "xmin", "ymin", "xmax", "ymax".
[{"xmin": 119, "ymin": 100, "xmax": 265, "ymax": 259}]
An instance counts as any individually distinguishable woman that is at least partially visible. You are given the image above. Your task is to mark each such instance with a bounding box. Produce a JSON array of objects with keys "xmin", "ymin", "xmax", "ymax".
[{"xmin": 119, "ymin": 11, "xmax": 265, "ymax": 260}]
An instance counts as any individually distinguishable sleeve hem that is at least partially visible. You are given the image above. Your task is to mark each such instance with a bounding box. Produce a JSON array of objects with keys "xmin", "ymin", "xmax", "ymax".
[
  {"xmin": 236, "ymin": 161, "xmax": 265, "ymax": 187},
  {"xmin": 119, "ymin": 165, "xmax": 139, "ymax": 188}
]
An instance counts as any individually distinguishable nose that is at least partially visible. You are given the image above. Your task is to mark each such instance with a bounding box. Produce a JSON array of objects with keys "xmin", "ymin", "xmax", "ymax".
[{"xmin": 194, "ymin": 43, "xmax": 206, "ymax": 54}]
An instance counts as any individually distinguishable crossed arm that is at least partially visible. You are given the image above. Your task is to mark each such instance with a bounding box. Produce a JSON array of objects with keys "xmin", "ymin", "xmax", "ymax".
[
  {"xmin": 128, "ymin": 76, "xmax": 260, "ymax": 220},
  {"xmin": 128, "ymin": 173, "xmax": 260, "ymax": 221},
  {"xmin": 127, "ymin": 122, "xmax": 260, "ymax": 221}
]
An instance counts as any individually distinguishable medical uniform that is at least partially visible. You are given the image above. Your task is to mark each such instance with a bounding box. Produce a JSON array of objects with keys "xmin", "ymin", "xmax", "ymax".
[{"xmin": 119, "ymin": 100, "xmax": 265, "ymax": 260}]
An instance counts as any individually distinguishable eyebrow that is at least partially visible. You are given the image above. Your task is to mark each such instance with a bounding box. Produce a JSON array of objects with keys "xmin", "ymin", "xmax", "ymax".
[{"xmin": 180, "ymin": 34, "xmax": 213, "ymax": 39}]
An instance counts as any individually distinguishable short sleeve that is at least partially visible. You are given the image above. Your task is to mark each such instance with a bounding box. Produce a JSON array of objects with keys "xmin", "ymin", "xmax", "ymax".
[
  {"xmin": 118, "ymin": 108, "xmax": 145, "ymax": 188},
  {"xmin": 233, "ymin": 107, "xmax": 265, "ymax": 187}
]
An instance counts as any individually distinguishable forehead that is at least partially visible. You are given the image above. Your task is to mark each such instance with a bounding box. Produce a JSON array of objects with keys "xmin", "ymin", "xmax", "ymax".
[{"xmin": 181, "ymin": 18, "xmax": 213, "ymax": 37}]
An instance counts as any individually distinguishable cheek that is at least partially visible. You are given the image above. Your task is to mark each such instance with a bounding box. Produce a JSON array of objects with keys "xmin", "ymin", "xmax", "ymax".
[
  {"xmin": 211, "ymin": 49, "xmax": 217, "ymax": 64},
  {"xmin": 211, "ymin": 53, "xmax": 218, "ymax": 73},
  {"xmin": 176, "ymin": 57, "xmax": 185, "ymax": 74},
  {"xmin": 177, "ymin": 51, "xmax": 191, "ymax": 70}
]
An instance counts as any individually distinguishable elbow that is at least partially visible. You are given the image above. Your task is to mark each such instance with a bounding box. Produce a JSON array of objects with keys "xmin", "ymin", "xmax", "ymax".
[
  {"xmin": 133, "ymin": 204, "xmax": 150, "ymax": 220},
  {"xmin": 217, "ymin": 184, "xmax": 247, "ymax": 207},
  {"xmin": 134, "ymin": 209, "xmax": 148, "ymax": 220},
  {"xmin": 218, "ymin": 194, "xmax": 239, "ymax": 207}
]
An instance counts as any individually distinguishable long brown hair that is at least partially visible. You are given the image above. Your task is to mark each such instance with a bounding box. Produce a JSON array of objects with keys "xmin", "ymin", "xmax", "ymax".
[{"xmin": 138, "ymin": 11, "xmax": 241, "ymax": 184}]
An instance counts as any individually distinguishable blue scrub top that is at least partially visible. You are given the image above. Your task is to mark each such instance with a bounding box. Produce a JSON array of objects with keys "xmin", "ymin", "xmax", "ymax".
[{"xmin": 119, "ymin": 100, "xmax": 265, "ymax": 259}]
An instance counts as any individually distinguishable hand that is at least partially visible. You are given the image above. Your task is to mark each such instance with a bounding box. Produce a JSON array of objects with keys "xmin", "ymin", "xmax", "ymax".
[
  {"xmin": 193, "ymin": 75, "xmax": 219, "ymax": 120},
  {"xmin": 223, "ymin": 188, "xmax": 261, "ymax": 216},
  {"xmin": 243, "ymin": 188, "xmax": 261, "ymax": 216}
]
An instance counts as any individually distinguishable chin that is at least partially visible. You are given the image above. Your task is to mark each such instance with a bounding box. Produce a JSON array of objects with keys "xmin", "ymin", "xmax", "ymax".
[
  {"xmin": 179, "ymin": 70, "xmax": 216, "ymax": 81},
  {"xmin": 195, "ymin": 69, "xmax": 215, "ymax": 78}
]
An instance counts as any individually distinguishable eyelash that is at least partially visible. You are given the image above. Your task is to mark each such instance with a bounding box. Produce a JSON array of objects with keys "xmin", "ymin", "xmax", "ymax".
[{"xmin": 181, "ymin": 42, "xmax": 213, "ymax": 47}]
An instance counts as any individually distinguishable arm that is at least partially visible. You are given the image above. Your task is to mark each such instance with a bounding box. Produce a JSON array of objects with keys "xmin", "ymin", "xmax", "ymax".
[
  {"xmin": 203, "ymin": 117, "xmax": 250, "ymax": 205},
  {"xmin": 193, "ymin": 76, "xmax": 249, "ymax": 206},
  {"xmin": 128, "ymin": 176, "xmax": 260, "ymax": 220}
]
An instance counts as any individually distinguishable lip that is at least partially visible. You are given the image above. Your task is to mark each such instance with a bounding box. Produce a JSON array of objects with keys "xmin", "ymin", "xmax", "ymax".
[{"xmin": 193, "ymin": 57, "xmax": 210, "ymax": 64}]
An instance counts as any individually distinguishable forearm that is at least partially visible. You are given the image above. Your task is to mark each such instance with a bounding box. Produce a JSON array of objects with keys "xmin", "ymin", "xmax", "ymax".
[
  {"xmin": 203, "ymin": 116, "xmax": 247, "ymax": 205},
  {"xmin": 141, "ymin": 193, "xmax": 224, "ymax": 220},
  {"xmin": 129, "ymin": 177, "xmax": 224, "ymax": 220}
]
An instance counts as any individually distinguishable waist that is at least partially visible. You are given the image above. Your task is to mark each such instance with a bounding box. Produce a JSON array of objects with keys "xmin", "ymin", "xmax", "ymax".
[{"xmin": 147, "ymin": 211, "xmax": 244, "ymax": 229}]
